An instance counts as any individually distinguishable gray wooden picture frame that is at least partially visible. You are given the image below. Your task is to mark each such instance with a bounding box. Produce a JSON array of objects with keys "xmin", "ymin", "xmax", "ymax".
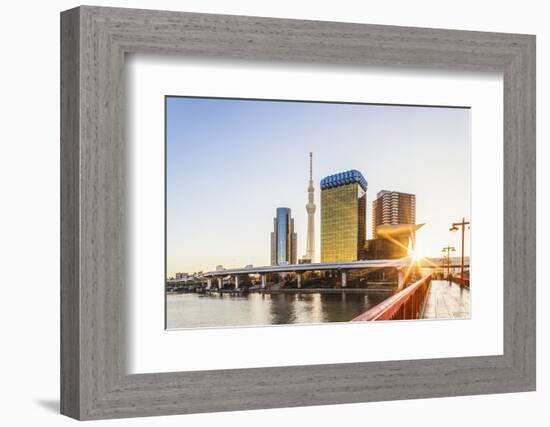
[{"xmin": 60, "ymin": 5, "xmax": 536, "ymax": 421}]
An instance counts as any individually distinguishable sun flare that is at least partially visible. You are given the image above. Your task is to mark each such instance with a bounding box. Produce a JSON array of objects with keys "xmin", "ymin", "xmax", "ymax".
[{"xmin": 410, "ymin": 249, "xmax": 420, "ymax": 261}]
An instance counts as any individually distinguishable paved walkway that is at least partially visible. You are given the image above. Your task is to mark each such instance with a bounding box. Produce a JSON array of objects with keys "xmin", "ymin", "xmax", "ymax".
[{"xmin": 422, "ymin": 280, "xmax": 470, "ymax": 319}]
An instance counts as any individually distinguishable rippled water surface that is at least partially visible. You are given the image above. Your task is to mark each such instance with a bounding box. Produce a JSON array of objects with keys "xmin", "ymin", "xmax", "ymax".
[{"xmin": 167, "ymin": 291, "xmax": 391, "ymax": 329}]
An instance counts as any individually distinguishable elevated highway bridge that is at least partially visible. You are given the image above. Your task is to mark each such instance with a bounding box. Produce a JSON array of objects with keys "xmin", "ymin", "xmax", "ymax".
[{"xmin": 184, "ymin": 257, "xmax": 468, "ymax": 290}]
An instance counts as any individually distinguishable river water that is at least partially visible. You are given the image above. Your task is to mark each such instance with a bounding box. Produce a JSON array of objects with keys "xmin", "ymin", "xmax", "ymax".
[{"xmin": 167, "ymin": 291, "xmax": 391, "ymax": 329}]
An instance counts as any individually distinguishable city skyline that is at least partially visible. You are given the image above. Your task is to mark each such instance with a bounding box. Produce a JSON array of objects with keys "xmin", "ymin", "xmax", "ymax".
[{"xmin": 166, "ymin": 97, "xmax": 470, "ymax": 276}]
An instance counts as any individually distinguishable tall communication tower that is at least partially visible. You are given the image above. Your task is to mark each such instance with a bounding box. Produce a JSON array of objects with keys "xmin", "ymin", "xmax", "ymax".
[{"xmin": 304, "ymin": 152, "xmax": 316, "ymax": 263}]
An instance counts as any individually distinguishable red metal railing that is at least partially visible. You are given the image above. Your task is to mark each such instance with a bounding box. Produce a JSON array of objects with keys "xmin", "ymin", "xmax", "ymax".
[{"xmin": 352, "ymin": 274, "xmax": 432, "ymax": 321}]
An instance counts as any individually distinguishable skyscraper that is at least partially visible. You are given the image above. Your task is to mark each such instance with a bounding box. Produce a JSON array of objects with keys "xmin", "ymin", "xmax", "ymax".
[
  {"xmin": 372, "ymin": 190, "xmax": 416, "ymax": 237},
  {"xmin": 320, "ymin": 170, "xmax": 367, "ymax": 262},
  {"xmin": 303, "ymin": 152, "xmax": 316, "ymax": 263},
  {"xmin": 270, "ymin": 207, "xmax": 298, "ymax": 265}
]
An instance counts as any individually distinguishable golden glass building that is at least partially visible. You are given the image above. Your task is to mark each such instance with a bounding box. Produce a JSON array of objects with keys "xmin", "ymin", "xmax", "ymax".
[{"xmin": 320, "ymin": 170, "xmax": 367, "ymax": 262}]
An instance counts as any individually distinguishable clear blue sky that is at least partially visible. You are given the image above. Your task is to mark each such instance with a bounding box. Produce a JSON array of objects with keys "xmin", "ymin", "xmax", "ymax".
[{"xmin": 166, "ymin": 97, "xmax": 470, "ymax": 276}]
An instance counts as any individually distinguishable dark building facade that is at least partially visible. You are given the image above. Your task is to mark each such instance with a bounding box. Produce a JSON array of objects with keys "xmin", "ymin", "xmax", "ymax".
[
  {"xmin": 365, "ymin": 223, "xmax": 424, "ymax": 260},
  {"xmin": 270, "ymin": 207, "xmax": 298, "ymax": 265},
  {"xmin": 364, "ymin": 237, "xmax": 408, "ymax": 260}
]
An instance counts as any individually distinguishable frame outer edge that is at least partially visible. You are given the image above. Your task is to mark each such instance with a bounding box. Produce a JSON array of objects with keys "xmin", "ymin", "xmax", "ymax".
[
  {"xmin": 527, "ymin": 35, "xmax": 536, "ymax": 390},
  {"xmin": 61, "ymin": 6, "xmax": 537, "ymax": 420},
  {"xmin": 502, "ymin": 34, "xmax": 536, "ymax": 391},
  {"xmin": 60, "ymin": 6, "xmax": 81, "ymax": 420},
  {"xmin": 517, "ymin": 34, "xmax": 536, "ymax": 389}
]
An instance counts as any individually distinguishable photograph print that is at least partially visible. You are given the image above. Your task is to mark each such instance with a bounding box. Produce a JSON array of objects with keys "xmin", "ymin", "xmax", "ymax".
[{"xmin": 166, "ymin": 96, "xmax": 471, "ymax": 329}]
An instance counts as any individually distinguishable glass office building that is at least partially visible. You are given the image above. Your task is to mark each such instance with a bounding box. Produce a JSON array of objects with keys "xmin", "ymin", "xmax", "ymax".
[
  {"xmin": 320, "ymin": 170, "xmax": 367, "ymax": 262},
  {"xmin": 270, "ymin": 207, "xmax": 298, "ymax": 265}
]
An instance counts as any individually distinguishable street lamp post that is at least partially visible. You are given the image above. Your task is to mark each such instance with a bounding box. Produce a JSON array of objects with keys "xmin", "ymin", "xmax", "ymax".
[
  {"xmin": 450, "ymin": 217, "xmax": 470, "ymax": 288},
  {"xmin": 441, "ymin": 246, "xmax": 456, "ymax": 281}
]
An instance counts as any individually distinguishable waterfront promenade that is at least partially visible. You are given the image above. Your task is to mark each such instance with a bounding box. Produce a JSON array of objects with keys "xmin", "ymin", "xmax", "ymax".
[
  {"xmin": 422, "ymin": 280, "xmax": 470, "ymax": 319},
  {"xmin": 350, "ymin": 276, "xmax": 470, "ymax": 321}
]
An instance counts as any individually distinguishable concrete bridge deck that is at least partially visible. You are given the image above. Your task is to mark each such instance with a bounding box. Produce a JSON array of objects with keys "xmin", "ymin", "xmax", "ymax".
[{"xmin": 422, "ymin": 280, "xmax": 470, "ymax": 319}]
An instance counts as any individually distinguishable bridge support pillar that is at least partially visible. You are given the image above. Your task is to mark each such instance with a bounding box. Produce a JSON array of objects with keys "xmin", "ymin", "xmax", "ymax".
[
  {"xmin": 217, "ymin": 277, "xmax": 223, "ymax": 290},
  {"xmin": 341, "ymin": 270, "xmax": 347, "ymax": 288},
  {"xmin": 296, "ymin": 273, "xmax": 301, "ymax": 288},
  {"xmin": 206, "ymin": 278, "xmax": 212, "ymax": 290},
  {"xmin": 261, "ymin": 274, "xmax": 266, "ymax": 289},
  {"xmin": 234, "ymin": 276, "xmax": 239, "ymax": 290}
]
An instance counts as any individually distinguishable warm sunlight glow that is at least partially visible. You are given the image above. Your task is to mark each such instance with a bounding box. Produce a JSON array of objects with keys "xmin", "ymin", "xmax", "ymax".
[
  {"xmin": 409, "ymin": 239, "xmax": 428, "ymax": 261},
  {"xmin": 410, "ymin": 248, "xmax": 424, "ymax": 261}
]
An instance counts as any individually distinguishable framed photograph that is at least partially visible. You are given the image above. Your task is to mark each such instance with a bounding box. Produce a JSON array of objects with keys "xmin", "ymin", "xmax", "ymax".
[
  {"xmin": 164, "ymin": 96, "xmax": 471, "ymax": 330},
  {"xmin": 61, "ymin": 6, "xmax": 535, "ymax": 420}
]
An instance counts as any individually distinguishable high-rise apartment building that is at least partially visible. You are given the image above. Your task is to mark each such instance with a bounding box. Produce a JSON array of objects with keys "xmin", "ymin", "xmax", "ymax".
[
  {"xmin": 372, "ymin": 190, "xmax": 416, "ymax": 237},
  {"xmin": 320, "ymin": 170, "xmax": 367, "ymax": 262},
  {"xmin": 270, "ymin": 207, "xmax": 298, "ymax": 265}
]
